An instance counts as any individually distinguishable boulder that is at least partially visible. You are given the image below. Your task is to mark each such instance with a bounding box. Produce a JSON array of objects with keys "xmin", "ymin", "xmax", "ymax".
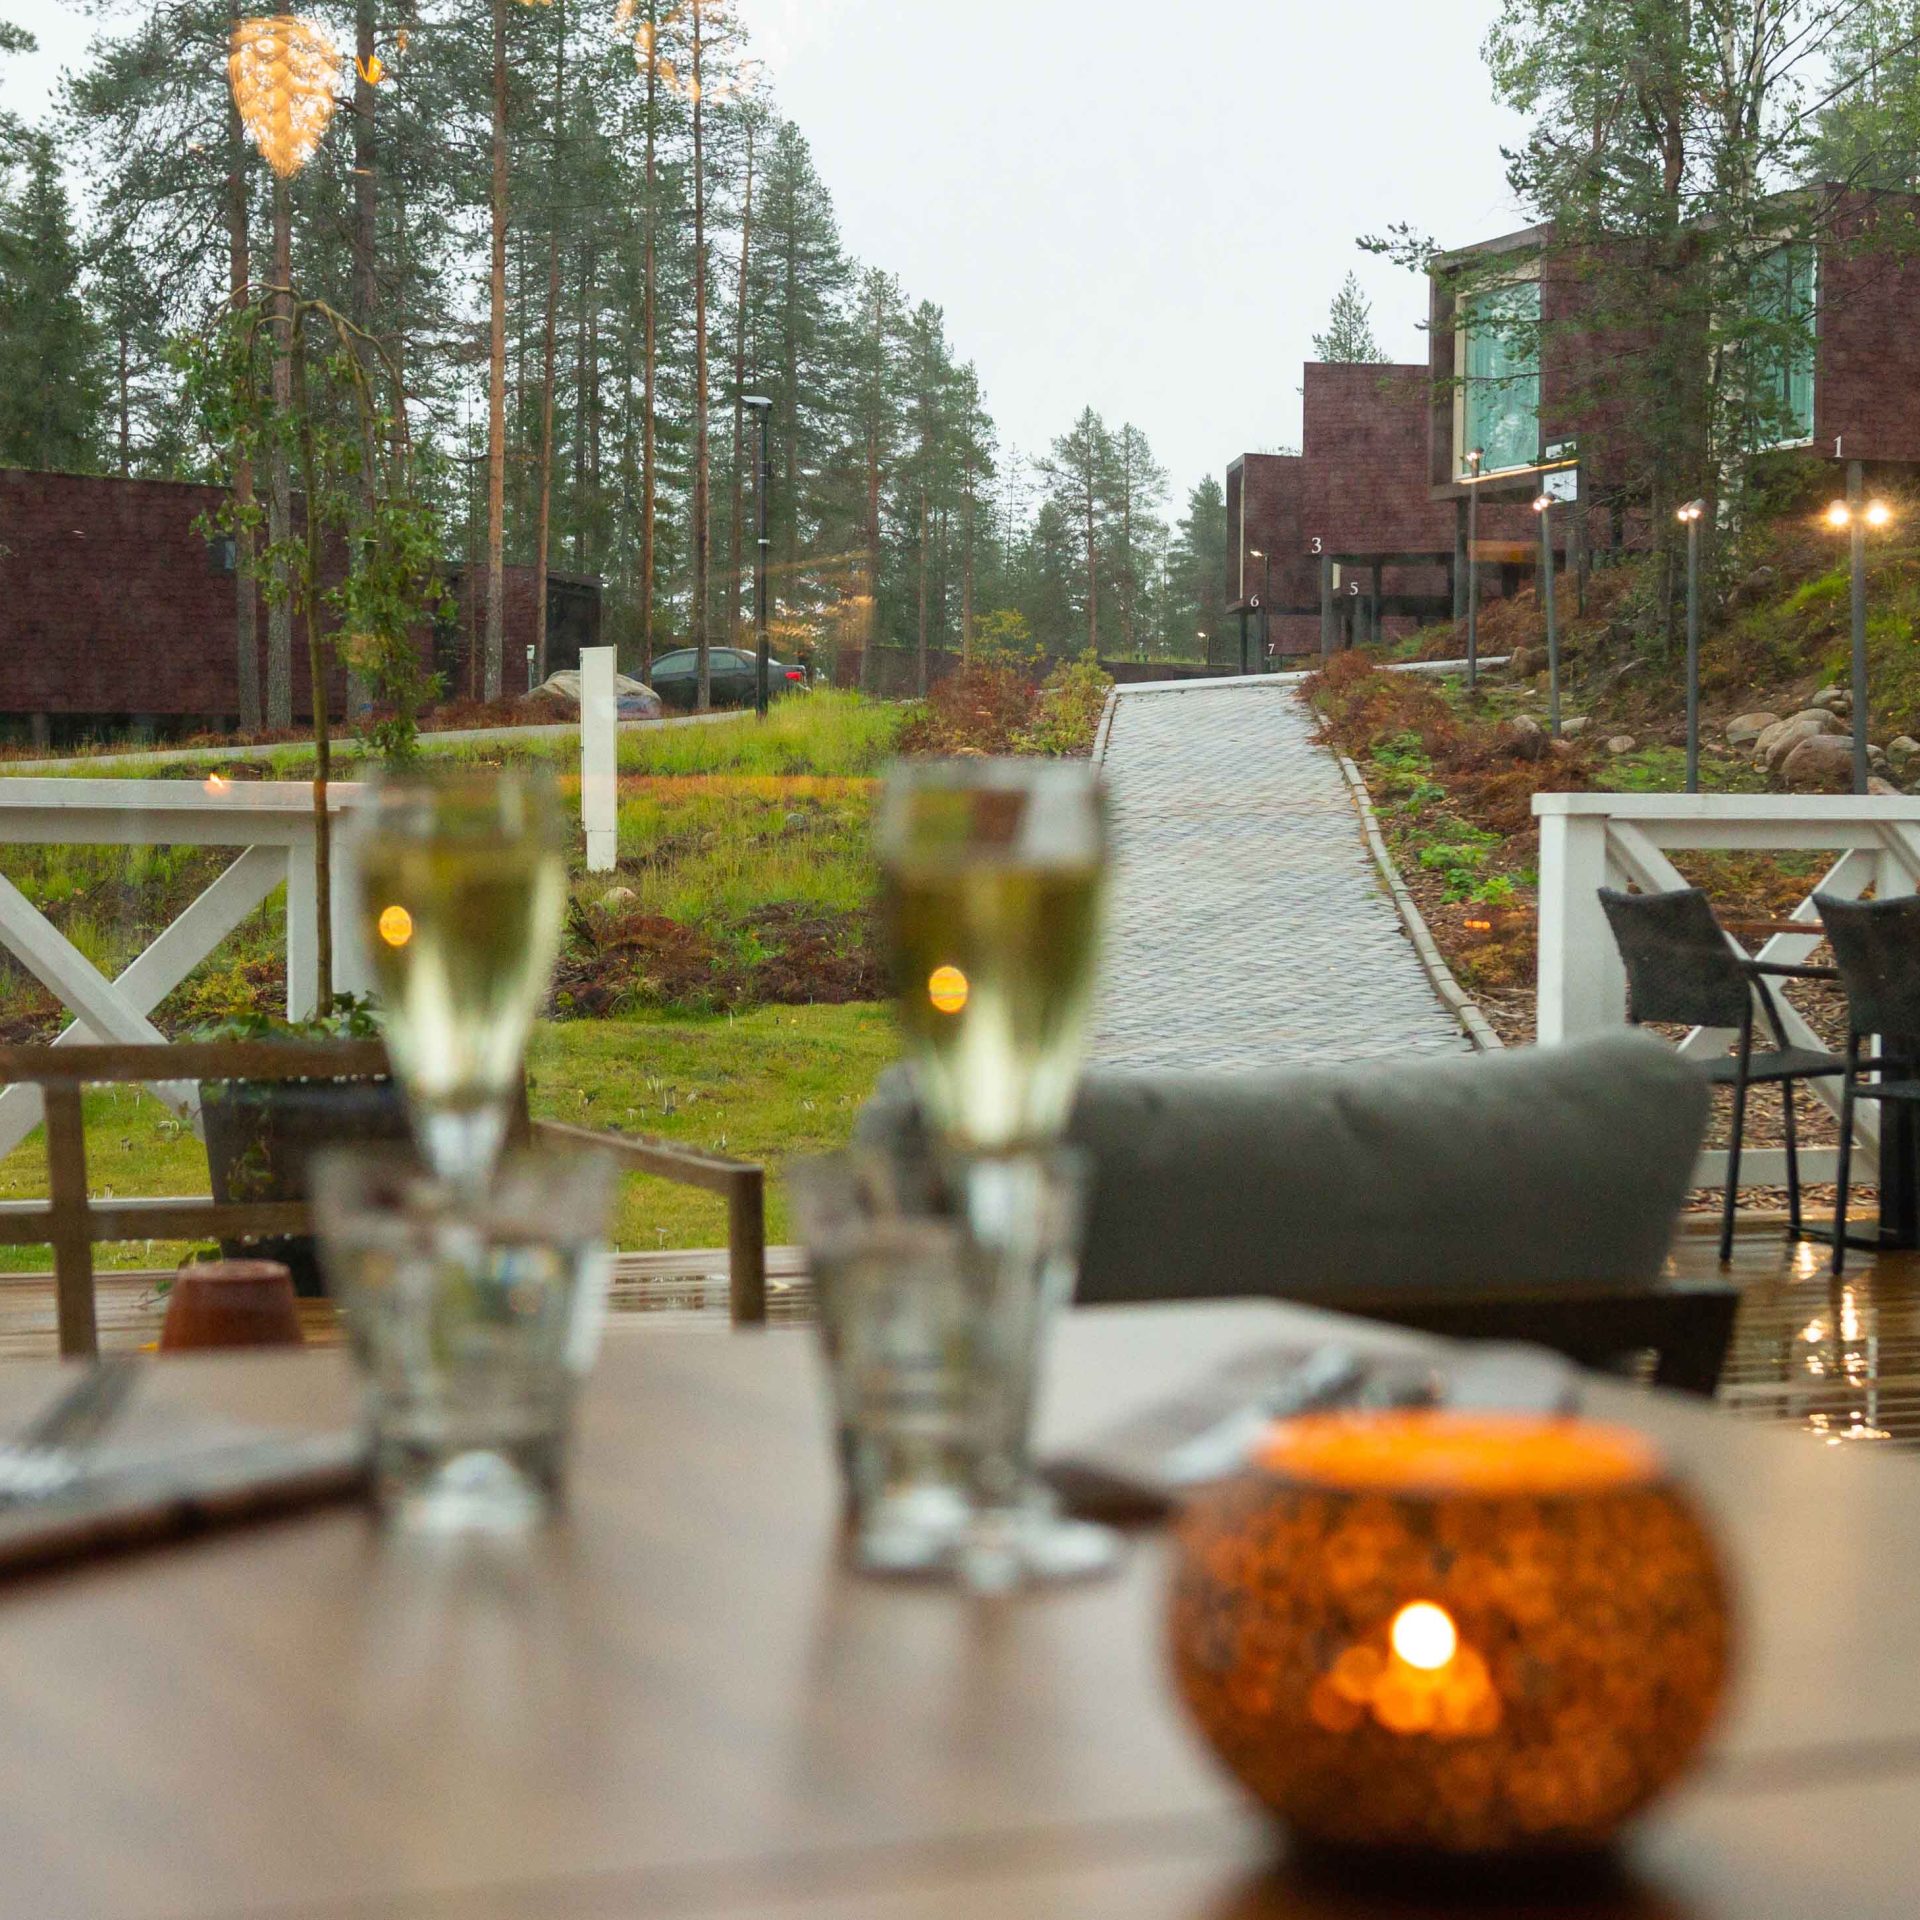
[
  {"xmin": 1780, "ymin": 734, "xmax": 1855, "ymax": 791},
  {"xmin": 1724, "ymin": 711, "xmax": 1779, "ymax": 751},
  {"xmin": 1871, "ymin": 776, "xmax": 1903, "ymax": 796},
  {"xmin": 1812, "ymin": 685, "xmax": 1851, "ymax": 715},
  {"xmin": 1505, "ymin": 714, "xmax": 1548, "ymax": 760},
  {"xmin": 1561, "ymin": 715, "xmax": 1591, "ymax": 739},
  {"xmin": 598, "ymin": 885, "xmax": 638, "ymax": 911},
  {"xmin": 1870, "ymin": 744, "xmax": 1889, "ymax": 772},
  {"xmin": 1606, "ymin": 735, "xmax": 1638, "ymax": 756},
  {"xmin": 1889, "ymin": 736, "xmax": 1920, "ymax": 781},
  {"xmin": 1762, "ymin": 711, "xmax": 1844, "ymax": 773}
]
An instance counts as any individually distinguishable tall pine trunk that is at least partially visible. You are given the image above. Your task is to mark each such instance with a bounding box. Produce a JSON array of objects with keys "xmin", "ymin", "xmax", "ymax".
[
  {"xmin": 916, "ymin": 485, "xmax": 929, "ymax": 695},
  {"xmin": 485, "ymin": 0, "xmax": 509, "ymax": 701},
  {"xmin": 639, "ymin": 0, "xmax": 659, "ymax": 679},
  {"xmin": 727, "ymin": 119, "xmax": 755, "ymax": 648},
  {"xmin": 348, "ymin": 0, "xmax": 379, "ymax": 722},
  {"xmin": 290, "ymin": 313, "xmax": 333, "ymax": 1010},
  {"xmin": 226, "ymin": 57, "xmax": 261, "ymax": 734},
  {"xmin": 534, "ymin": 0, "xmax": 565, "ymax": 686},
  {"xmin": 961, "ymin": 442, "xmax": 975, "ymax": 665},
  {"xmin": 267, "ymin": 177, "xmax": 294, "ymax": 731},
  {"xmin": 690, "ymin": 2, "xmax": 711, "ymax": 711}
]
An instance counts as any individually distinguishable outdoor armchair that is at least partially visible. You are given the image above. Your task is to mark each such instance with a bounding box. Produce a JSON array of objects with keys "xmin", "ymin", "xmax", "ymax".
[
  {"xmin": 1599, "ymin": 885, "xmax": 1843, "ymax": 1264},
  {"xmin": 859, "ymin": 1032, "xmax": 1733, "ymax": 1393}
]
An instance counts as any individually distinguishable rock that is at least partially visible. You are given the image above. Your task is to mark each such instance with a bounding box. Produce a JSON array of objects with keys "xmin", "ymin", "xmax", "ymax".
[
  {"xmin": 1548, "ymin": 737, "xmax": 1576, "ymax": 757},
  {"xmin": 1606, "ymin": 735, "xmax": 1637, "ymax": 755},
  {"xmin": 1869, "ymin": 744, "xmax": 1889, "ymax": 772},
  {"xmin": 1561, "ymin": 715, "xmax": 1590, "ymax": 738},
  {"xmin": 1732, "ymin": 565, "xmax": 1777, "ymax": 606},
  {"xmin": 1724, "ymin": 710, "xmax": 1779, "ymax": 750},
  {"xmin": 1871, "ymin": 776, "xmax": 1903, "ymax": 796},
  {"xmin": 1781, "ymin": 734, "xmax": 1856, "ymax": 791},
  {"xmin": 1813, "ymin": 685, "xmax": 1852, "ymax": 714},
  {"xmin": 1505, "ymin": 714, "xmax": 1548, "ymax": 760},
  {"xmin": 1762, "ymin": 711, "xmax": 1844, "ymax": 773},
  {"xmin": 1890, "ymin": 736, "xmax": 1920, "ymax": 780},
  {"xmin": 598, "ymin": 886, "xmax": 638, "ymax": 911}
]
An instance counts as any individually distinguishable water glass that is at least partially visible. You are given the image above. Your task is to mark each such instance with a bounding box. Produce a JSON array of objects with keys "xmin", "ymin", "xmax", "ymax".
[
  {"xmin": 877, "ymin": 759, "xmax": 1108, "ymax": 1151},
  {"xmin": 314, "ymin": 1146, "xmax": 615, "ymax": 1535},
  {"xmin": 790, "ymin": 1144, "xmax": 1120, "ymax": 1591},
  {"xmin": 347, "ymin": 765, "xmax": 568, "ymax": 1188}
]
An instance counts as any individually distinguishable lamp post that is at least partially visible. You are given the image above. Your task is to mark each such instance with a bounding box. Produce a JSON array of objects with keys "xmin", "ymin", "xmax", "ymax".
[
  {"xmin": 1463, "ymin": 447, "xmax": 1484, "ymax": 690},
  {"xmin": 1826, "ymin": 469, "xmax": 1894, "ymax": 796},
  {"xmin": 1676, "ymin": 501, "xmax": 1706, "ymax": 794},
  {"xmin": 743, "ymin": 394, "xmax": 773, "ymax": 716},
  {"xmin": 1532, "ymin": 493, "xmax": 1560, "ymax": 738},
  {"xmin": 1249, "ymin": 547, "xmax": 1273, "ymax": 673}
]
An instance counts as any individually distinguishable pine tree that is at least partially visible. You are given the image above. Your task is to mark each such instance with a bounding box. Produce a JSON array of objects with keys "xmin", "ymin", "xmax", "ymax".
[
  {"xmin": 0, "ymin": 133, "xmax": 107, "ymax": 471},
  {"xmin": 1110, "ymin": 424, "xmax": 1167, "ymax": 659},
  {"xmin": 1312, "ymin": 271, "xmax": 1388, "ymax": 364},
  {"xmin": 1166, "ymin": 476, "xmax": 1228, "ymax": 664},
  {"xmin": 1040, "ymin": 408, "xmax": 1119, "ymax": 656}
]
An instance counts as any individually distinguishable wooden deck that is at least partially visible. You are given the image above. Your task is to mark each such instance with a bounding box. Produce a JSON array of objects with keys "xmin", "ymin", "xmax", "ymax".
[{"xmin": 3, "ymin": 1226, "xmax": 1916, "ymax": 1451}]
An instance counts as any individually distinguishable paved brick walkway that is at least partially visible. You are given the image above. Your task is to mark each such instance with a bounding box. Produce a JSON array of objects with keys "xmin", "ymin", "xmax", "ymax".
[{"xmin": 1090, "ymin": 677, "xmax": 1468, "ymax": 1071}]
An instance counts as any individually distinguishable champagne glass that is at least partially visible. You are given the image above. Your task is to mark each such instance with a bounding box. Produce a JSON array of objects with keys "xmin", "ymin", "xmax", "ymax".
[
  {"xmin": 877, "ymin": 759, "xmax": 1109, "ymax": 1152},
  {"xmin": 872, "ymin": 758, "xmax": 1118, "ymax": 1588},
  {"xmin": 350, "ymin": 765, "xmax": 568, "ymax": 1187}
]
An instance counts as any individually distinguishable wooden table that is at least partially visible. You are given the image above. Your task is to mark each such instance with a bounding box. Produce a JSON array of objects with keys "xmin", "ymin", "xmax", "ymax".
[{"xmin": 4, "ymin": 1303, "xmax": 1920, "ymax": 1918}]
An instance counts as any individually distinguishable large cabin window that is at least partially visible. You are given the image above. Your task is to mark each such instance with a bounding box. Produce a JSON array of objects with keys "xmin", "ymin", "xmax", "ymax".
[
  {"xmin": 1752, "ymin": 244, "xmax": 1816, "ymax": 447},
  {"xmin": 1458, "ymin": 279, "xmax": 1542, "ymax": 476}
]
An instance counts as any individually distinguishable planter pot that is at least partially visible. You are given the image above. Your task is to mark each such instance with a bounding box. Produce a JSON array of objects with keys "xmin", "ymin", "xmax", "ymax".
[{"xmin": 201, "ymin": 1074, "xmax": 411, "ymax": 1297}]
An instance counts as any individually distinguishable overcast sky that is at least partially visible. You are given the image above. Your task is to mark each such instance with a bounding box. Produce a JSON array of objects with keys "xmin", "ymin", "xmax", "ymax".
[{"xmin": 0, "ymin": 0, "xmax": 1530, "ymax": 505}]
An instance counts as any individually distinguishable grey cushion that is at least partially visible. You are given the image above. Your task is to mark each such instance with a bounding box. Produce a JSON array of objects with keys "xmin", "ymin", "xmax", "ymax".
[{"xmin": 857, "ymin": 1034, "xmax": 1709, "ymax": 1306}]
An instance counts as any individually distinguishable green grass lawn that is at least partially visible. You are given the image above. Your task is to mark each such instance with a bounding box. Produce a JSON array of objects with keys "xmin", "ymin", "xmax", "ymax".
[{"xmin": 0, "ymin": 1003, "xmax": 898, "ymax": 1273}]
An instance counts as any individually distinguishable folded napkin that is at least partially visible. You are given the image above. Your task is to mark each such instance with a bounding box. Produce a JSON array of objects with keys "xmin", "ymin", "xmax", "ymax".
[
  {"xmin": 0, "ymin": 1396, "xmax": 367, "ymax": 1578},
  {"xmin": 1045, "ymin": 1341, "xmax": 1579, "ymax": 1524}
]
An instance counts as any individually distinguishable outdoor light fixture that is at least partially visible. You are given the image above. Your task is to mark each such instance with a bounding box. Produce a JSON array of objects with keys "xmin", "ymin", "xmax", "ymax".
[
  {"xmin": 1678, "ymin": 502, "xmax": 1708, "ymax": 791},
  {"xmin": 1829, "ymin": 474, "xmax": 1893, "ymax": 793},
  {"xmin": 1532, "ymin": 494, "xmax": 1551, "ymax": 514},
  {"xmin": 1463, "ymin": 449, "xmax": 1485, "ymax": 690},
  {"xmin": 743, "ymin": 395, "xmax": 774, "ymax": 714}
]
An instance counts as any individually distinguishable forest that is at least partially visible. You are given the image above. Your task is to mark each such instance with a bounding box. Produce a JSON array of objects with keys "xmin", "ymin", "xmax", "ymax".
[{"xmin": 0, "ymin": 2, "xmax": 1231, "ymax": 721}]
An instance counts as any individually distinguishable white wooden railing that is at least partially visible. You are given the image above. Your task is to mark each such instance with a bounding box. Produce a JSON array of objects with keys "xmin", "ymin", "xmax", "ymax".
[
  {"xmin": 1534, "ymin": 792, "xmax": 1920, "ymax": 1186},
  {"xmin": 0, "ymin": 779, "xmax": 372, "ymax": 1157}
]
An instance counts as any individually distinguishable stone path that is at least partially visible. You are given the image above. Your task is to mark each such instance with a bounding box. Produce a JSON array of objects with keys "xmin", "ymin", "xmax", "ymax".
[{"xmin": 1090, "ymin": 676, "xmax": 1469, "ymax": 1072}]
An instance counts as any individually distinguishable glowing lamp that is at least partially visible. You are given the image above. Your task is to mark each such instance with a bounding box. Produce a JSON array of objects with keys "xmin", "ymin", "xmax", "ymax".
[
  {"xmin": 229, "ymin": 16, "xmax": 341, "ymax": 180},
  {"xmin": 1867, "ymin": 500, "xmax": 1894, "ymax": 530},
  {"xmin": 377, "ymin": 905, "xmax": 414, "ymax": 950},
  {"xmin": 1168, "ymin": 1411, "xmax": 1733, "ymax": 1857},
  {"xmin": 927, "ymin": 966, "xmax": 969, "ymax": 1016},
  {"xmin": 1827, "ymin": 500, "xmax": 1855, "ymax": 530}
]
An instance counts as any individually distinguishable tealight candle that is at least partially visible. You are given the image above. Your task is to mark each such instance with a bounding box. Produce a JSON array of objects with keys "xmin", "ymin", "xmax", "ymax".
[{"xmin": 1167, "ymin": 1411, "xmax": 1733, "ymax": 1857}]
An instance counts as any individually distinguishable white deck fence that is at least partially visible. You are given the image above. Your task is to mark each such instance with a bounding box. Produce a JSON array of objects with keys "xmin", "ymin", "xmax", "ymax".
[
  {"xmin": 0, "ymin": 779, "xmax": 373, "ymax": 1158},
  {"xmin": 1533, "ymin": 792, "xmax": 1920, "ymax": 1186}
]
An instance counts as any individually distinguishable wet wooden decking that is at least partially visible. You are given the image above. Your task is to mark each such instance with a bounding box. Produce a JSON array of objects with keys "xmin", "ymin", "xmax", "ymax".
[{"xmin": 3, "ymin": 1226, "xmax": 1916, "ymax": 1453}]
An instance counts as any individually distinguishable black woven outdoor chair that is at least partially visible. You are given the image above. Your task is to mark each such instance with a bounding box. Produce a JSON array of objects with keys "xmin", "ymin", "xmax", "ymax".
[
  {"xmin": 1600, "ymin": 887, "xmax": 1843, "ymax": 1264},
  {"xmin": 1815, "ymin": 893, "xmax": 1920, "ymax": 1277}
]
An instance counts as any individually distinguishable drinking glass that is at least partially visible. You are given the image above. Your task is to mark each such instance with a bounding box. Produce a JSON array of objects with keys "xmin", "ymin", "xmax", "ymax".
[
  {"xmin": 314, "ymin": 1146, "xmax": 615, "ymax": 1534},
  {"xmin": 348, "ymin": 765, "xmax": 568, "ymax": 1187},
  {"xmin": 791, "ymin": 1143, "xmax": 1121, "ymax": 1591},
  {"xmin": 877, "ymin": 759, "xmax": 1108, "ymax": 1152}
]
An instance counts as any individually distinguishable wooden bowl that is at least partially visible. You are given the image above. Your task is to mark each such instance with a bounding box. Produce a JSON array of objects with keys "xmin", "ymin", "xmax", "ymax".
[{"xmin": 160, "ymin": 1260, "xmax": 305, "ymax": 1353}]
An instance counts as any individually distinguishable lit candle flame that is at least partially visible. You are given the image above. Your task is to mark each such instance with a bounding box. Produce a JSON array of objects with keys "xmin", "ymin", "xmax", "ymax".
[{"xmin": 1390, "ymin": 1602, "xmax": 1458, "ymax": 1673}]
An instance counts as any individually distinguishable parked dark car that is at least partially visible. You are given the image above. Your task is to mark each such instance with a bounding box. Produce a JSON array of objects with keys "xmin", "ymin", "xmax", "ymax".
[{"xmin": 648, "ymin": 647, "xmax": 811, "ymax": 711}]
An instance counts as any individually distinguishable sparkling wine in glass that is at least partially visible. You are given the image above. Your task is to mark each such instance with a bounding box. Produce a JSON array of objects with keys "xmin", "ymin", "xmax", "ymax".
[
  {"xmin": 873, "ymin": 758, "xmax": 1120, "ymax": 1590},
  {"xmin": 352, "ymin": 766, "xmax": 568, "ymax": 1186},
  {"xmin": 879, "ymin": 759, "xmax": 1108, "ymax": 1151}
]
